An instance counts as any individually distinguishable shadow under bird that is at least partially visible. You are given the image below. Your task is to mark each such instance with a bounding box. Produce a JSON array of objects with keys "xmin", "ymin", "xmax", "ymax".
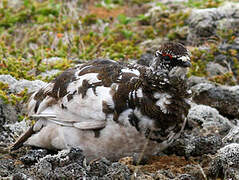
[{"xmin": 11, "ymin": 42, "xmax": 192, "ymax": 161}]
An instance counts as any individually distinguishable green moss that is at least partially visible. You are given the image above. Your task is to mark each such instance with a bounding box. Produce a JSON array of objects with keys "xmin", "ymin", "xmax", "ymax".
[
  {"xmin": 82, "ymin": 14, "xmax": 98, "ymax": 25},
  {"xmin": 184, "ymin": 0, "xmax": 223, "ymax": 8}
]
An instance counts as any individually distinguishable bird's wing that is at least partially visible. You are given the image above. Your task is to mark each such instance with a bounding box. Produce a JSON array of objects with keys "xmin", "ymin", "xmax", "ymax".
[{"xmin": 11, "ymin": 59, "xmax": 144, "ymax": 151}]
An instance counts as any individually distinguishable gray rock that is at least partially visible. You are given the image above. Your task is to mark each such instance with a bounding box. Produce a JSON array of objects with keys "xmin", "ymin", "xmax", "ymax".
[
  {"xmin": 191, "ymin": 83, "xmax": 239, "ymax": 119},
  {"xmin": 10, "ymin": 79, "xmax": 46, "ymax": 94},
  {"xmin": 137, "ymin": 53, "xmax": 154, "ymax": 66},
  {"xmin": 0, "ymin": 158, "xmax": 16, "ymax": 177},
  {"xmin": 88, "ymin": 158, "xmax": 111, "ymax": 177},
  {"xmin": 188, "ymin": 76, "xmax": 211, "ymax": 88},
  {"xmin": 139, "ymin": 38, "xmax": 163, "ymax": 53},
  {"xmin": 187, "ymin": 2, "xmax": 239, "ymax": 43},
  {"xmin": 0, "ymin": 75, "xmax": 18, "ymax": 85},
  {"xmin": 4, "ymin": 120, "xmax": 30, "ymax": 138},
  {"xmin": 176, "ymin": 174, "xmax": 197, "ymax": 180},
  {"xmin": 33, "ymin": 147, "xmax": 86, "ymax": 179},
  {"xmin": 168, "ymin": 133, "xmax": 222, "ymax": 157},
  {"xmin": 145, "ymin": 5, "xmax": 162, "ymax": 24},
  {"xmin": 19, "ymin": 149, "xmax": 48, "ymax": 165},
  {"xmin": 208, "ymin": 143, "xmax": 239, "ymax": 179},
  {"xmin": 206, "ymin": 62, "xmax": 229, "ymax": 77},
  {"xmin": 187, "ymin": 104, "xmax": 232, "ymax": 135},
  {"xmin": 12, "ymin": 172, "xmax": 33, "ymax": 180},
  {"xmin": 223, "ymin": 122, "xmax": 239, "ymax": 145},
  {"xmin": 41, "ymin": 57, "xmax": 63, "ymax": 65},
  {"xmin": 0, "ymin": 99, "xmax": 18, "ymax": 127},
  {"xmin": 0, "ymin": 74, "xmax": 46, "ymax": 94},
  {"xmin": 39, "ymin": 69, "xmax": 61, "ymax": 79},
  {"xmin": 103, "ymin": 162, "xmax": 131, "ymax": 180}
]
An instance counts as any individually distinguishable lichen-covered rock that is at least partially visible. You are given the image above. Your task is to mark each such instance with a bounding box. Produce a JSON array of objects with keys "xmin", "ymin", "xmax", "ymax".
[
  {"xmin": 223, "ymin": 122, "xmax": 239, "ymax": 145},
  {"xmin": 208, "ymin": 143, "xmax": 239, "ymax": 179},
  {"xmin": 4, "ymin": 120, "xmax": 30, "ymax": 138},
  {"xmin": 103, "ymin": 162, "xmax": 131, "ymax": 180},
  {"xmin": 32, "ymin": 147, "xmax": 86, "ymax": 179},
  {"xmin": 39, "ymin": 69, "xmax": 61, "ymax": 79},
  {"xmin": 187, "ymin": 104, "xmax": 232, "ymax": 135},
  {"xmin": 0, "ymin": 75, "xmax": 18, "ymax": 85},
  {"xmin": 87, "ymin": 158, "xmax": 111, "ymax": 177},
  {"xmin": 0, "ymin": 74, "xmax": 47, "ymax": 94},
  {"xmin": 10, "ymin": 79, "xmax": 47, "ymax": 94},
  {"xmin": 168, "ymin": 133, "xmax": 222, "ymax": 157},
  {"xmin": 187, "ymin": 2, "xmax": 239, "ymax": 42},
  {"xmin": 19, "ymin": 149, "xmax": 48, "ymax": 165},
  {"xmin": 191, "ymin": 83, "xmax": 239, "ymax": 119}
]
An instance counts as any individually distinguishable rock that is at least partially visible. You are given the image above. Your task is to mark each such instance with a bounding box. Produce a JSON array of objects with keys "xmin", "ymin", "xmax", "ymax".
[
  {"xmin": 137, "ymin": 53, "xmax": 154, "ymax": 66},
  {"xmin": 208, "ymin": 143, "xmax": 239, "ymax": 179},
  {"xmin": 223, "ymin": 121, "xmax": 239, "ymax": 145},
  {"xmin": 0, "ymin": 99, "xmax": 18, "ymax": 127},
  {"xmin": 188, "ymin": 76, "xmax": 211, "ymax": 88},
  {"xmin": 214, "ymin": 54, "xmax": 228, "ymax": 63},
  {"xmin": 168, "ymin": 133, "xmax": 222, "ymax": 157},
  {"xmin": 19, "ymin": 149, "xmax": 48, "ymax": 165},
  {"xmin": 0, "ymin": 158, "xmax": 16, "ymax": 177},
  {"xmin": 103, "ymin": 162, "xmax": 131, "ymax": 179},
  {"xmin": 187, "ymin": 104, "xmax": 232, "ymax": 135},
  {"xmin": 12, "ymin": 172, "xmax": 33, "ymax": 180},
  {"xmin": 4, "ymin": 120, "xmax": 30, "ymax": 138},
  {"xmin": 88, "ymin": 158, "xmax": 111, "ymax": 177},
  {"xmin": 144, "ymin": 5, "xmax": 162, "ymax": 24},
  {"xmin": 139, "ymin": 38, "xmax": 163, "ymax": 53},
  {"xmin": 32, "ymin": 147, "xmax": 86, "ymax": 179},
  {"xmin": 41, "ymin": 57, "xmax": 63, "ymax": 65},
  {"xmin": 154, "ymin": 170, "xmax": 175, "ymax": 179},
  {"xmin": 0, "ymin": 74, "xmax": 47, "ymax": 94},
  {"xmin": 0, "ymin": 75, "xmax": 18, "ymax": 85},
  {"xmin": 10, "ymin": 79, "xmax": 46, "ymax": 94},
  {"xmin": 206, "ymin": 62, "xmax": 229, "ymax": 77},
  {"xmin": 39, "ymin": 69, "xmax": 61, "ymax": 79},
  {"xmin": 191, "ymin": 83, "xmax": 239, "ymax": 119},
  {"xmin": 176, "ymin": 174, "xmax": 197, "ymax": 180},
  {"xmin": 187, "ymin": 2, "xmax": 239, "ymax": 43}
]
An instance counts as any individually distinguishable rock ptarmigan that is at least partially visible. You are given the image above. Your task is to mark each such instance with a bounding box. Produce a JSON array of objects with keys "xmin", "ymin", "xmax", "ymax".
[{"xmin": 11, "ymin": 42, "xmax": 191, "ymax": 161}]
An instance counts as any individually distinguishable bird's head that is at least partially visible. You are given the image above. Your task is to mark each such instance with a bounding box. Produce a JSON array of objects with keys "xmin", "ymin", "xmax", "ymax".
[{"xmin": 150, "ymin": 42, "xmax": 191, "ymax": 72}]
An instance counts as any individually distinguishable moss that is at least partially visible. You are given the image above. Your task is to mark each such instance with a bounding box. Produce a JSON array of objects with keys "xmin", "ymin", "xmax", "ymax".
[
  {"xmin": 208, "ymin": 72, "xmax": 236, "ymax": 85},
  {"xmin": 184, "ymin": 0, "xmax": 223, "ymax": 8},
  {"xmin": 82, "ymin": 14, "xmax": 98, "ymax": 25}
]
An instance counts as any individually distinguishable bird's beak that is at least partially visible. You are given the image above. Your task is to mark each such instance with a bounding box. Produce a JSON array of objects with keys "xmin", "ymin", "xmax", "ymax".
[
  {"xmin": 178, "ymin": 55, "xmax": 191, "ymax": 67},
  {"xmin": 182, "ymin": 60, "xmax": 192, "ymax": 67}
]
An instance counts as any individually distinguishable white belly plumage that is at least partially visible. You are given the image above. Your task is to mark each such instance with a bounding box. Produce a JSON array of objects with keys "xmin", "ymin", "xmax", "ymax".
[{"xmin": 24, "ymin": 118, "xmax": 160, "ymax": 161}]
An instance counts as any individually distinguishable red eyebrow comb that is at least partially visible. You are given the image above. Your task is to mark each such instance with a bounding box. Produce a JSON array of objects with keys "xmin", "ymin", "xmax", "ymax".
[{"xmin": 162, "ymin": 54, "xmax": 173, "ymax": 59}]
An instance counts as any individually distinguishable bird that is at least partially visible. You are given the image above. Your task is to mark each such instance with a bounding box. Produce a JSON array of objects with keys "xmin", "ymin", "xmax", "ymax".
[{"xmin": 11, "ymin": 42, "xmax": 191, "ymax": 161}]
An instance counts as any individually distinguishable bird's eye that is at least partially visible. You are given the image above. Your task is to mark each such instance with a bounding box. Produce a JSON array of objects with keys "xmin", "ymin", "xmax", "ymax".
[{"xmin": 162, "ymin": 54, "xmax": 172, "ymax": 61}]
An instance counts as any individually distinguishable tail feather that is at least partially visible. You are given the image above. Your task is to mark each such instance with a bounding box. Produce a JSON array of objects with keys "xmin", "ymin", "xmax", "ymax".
[{"xmin": 10, "ymin": 126, "xmax": 35, "ymax": 151}]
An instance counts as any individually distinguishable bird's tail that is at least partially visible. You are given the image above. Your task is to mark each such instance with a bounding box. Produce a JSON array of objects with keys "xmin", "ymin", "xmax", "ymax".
[{"xmin": 10, "ymin": 125, "xmax": 35, "ymax": 151}]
